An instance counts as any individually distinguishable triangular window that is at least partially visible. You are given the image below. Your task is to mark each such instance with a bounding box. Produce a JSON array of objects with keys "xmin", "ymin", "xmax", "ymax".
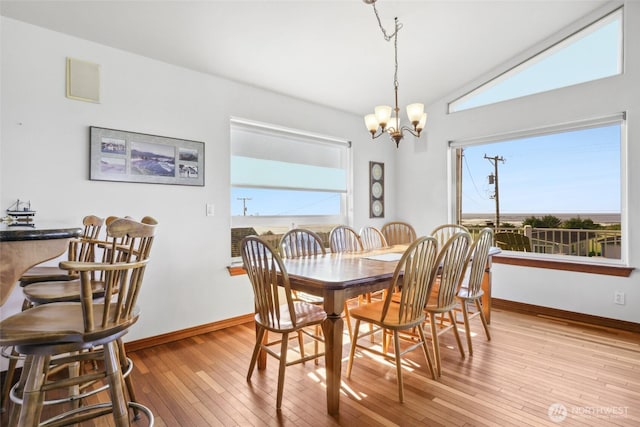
[{"xmin": 449, "ymin": 8, "xmax": 622, "ymax": 113}]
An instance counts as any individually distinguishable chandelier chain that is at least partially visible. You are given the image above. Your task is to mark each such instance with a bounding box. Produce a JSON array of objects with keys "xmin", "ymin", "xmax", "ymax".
[
  {"xmin": 371, "ymin": 2, "xmax": 402, "ymax": 89},
  {"xmin": 363, "ymin": 0, "xmax": 425, "ymax": 147}
]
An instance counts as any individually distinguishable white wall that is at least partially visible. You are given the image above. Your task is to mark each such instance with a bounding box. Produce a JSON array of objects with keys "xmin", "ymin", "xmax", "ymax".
[
  {"xmin": 396, "ymin": 1, "xmax": 639, "ymax": 324},
  {"xmin": 0, "ymin": 16, "xmax": 398, "ymax": 351}
]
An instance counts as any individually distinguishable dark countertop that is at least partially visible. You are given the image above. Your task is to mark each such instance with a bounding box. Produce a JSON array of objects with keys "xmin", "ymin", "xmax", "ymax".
[{"xmin": 0, "ymin": 222, "xmax": 83, "ymax": 242}]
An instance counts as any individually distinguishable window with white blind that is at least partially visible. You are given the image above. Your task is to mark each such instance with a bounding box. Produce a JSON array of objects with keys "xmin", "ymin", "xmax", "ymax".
[{"xmin": 230, "ymin": 118, "xmax": 351, "ymax": 256}]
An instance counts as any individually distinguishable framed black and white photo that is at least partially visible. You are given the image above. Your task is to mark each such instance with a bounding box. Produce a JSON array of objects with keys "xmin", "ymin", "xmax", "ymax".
[{"xmin": 90, "ymin": 127, "xmax": 204, "ymax": 186}]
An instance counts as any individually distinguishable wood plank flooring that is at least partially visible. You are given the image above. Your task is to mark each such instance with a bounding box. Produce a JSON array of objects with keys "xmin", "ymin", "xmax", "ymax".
[{"xmin": 2, "ymin": 308, "xmax": 639, "ymax": 426}]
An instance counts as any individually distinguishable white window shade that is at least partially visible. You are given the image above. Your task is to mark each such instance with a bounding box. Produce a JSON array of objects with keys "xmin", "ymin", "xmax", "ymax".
[
  {"xmin": 231, "ymin": 156, "xmax": 346, "ymax": 192},
  {"xmin": 230, "ymin": 119, "xmax": 350, "ymax": 193}
]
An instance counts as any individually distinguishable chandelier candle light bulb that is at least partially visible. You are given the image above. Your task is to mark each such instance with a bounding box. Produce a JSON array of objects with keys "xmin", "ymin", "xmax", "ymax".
[{"xmin": 363, "ymin": 0, "xmax": 427, "ymax": 147}]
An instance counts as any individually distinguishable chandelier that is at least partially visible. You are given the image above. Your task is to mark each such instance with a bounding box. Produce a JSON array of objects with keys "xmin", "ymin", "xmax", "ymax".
[{"xmin": 363, "ymin": 0, "xmax": 426, "ymax": 147}]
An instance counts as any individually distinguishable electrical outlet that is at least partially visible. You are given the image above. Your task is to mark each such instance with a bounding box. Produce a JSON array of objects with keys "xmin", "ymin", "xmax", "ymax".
[
  {"xmin": 206, "ymin": 203, "xmax": 215, "ymax": 217},
  {"xmin": 614, "ymin": 291, "xmax": 625, "ymax": 305}
]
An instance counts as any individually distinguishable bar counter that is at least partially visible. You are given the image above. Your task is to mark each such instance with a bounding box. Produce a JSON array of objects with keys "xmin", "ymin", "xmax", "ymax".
[{"xmin": 0, "ymin": 222, "xmax": 82, "ymax": 306}]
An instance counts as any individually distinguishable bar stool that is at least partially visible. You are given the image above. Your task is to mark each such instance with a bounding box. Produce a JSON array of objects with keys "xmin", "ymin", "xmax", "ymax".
[{"xmin": 0, "ymin": 217, "xmax": 157, "ymax": 426}]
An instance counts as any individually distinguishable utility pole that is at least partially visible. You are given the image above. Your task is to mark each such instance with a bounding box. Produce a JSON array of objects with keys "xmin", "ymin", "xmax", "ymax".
[
  {"xmin": 484, "ymin": 154, "xmax": 505, "ymax": 228},
  {"xmin": 237, "ymin": 197, "xmax": 252, "ymax": 216}
]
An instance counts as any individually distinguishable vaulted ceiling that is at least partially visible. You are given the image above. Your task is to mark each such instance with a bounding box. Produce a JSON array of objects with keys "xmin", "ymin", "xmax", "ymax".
[{"xmin": 1, "ymin": 0, "xmax": 609, "ymax": 116}]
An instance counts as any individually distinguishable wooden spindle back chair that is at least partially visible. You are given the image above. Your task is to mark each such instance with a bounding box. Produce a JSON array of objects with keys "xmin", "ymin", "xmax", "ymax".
[
  {"xmin": 242, "ymin": 236, "xmax": 325, "ymax": 409},
  {"xmin": 359, "ymin": 226, "xmax": 388, "ymax": 250},
  {"xmin": 381, "ymin": 221, "xmax": 417, "ymax": 245},
  {"xmin": 0, "ymin": 218, "xmax": 157, "ymax": 427},
  {"xmin": 346, "ymin": 236, "xmax": 439, "ymax": 402}
]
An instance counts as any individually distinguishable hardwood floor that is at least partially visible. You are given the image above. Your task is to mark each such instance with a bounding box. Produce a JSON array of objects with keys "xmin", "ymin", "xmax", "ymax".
[{"xmin": 2, "ymin": 308, "xmax": 639, "ymax": 426}]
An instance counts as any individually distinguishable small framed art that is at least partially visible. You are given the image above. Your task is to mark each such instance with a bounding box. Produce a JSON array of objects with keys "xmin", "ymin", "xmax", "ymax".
[{"xmin": 369, "ymin": 161, "xmax": 384, "ymax": 218}]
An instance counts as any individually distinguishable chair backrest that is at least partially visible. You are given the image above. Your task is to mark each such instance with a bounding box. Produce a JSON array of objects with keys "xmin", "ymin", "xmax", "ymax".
[
  {"xmin": 67, "ymin": 215, "xmax": 104, "ymax": 264},
  {"xmin": 279, "ymin": 228, "xmax": 326, "ymax": 259},
  {"xmin": 494, "ymin": 231, "xmax": 531, "ymax": 252},
  {"xmin": 241, "ymin": 236, "xmax": 297, "ymax": 330},
  {"xmin": 58, "ymin": 215, "xmax": 104, "ymax": 280},
  {"xmin": 359, "ymin": 226, "xmax": 388, "ymax": 250},
  {"xmin": 462, "ymin": 228, "xmax": 494, "ymax": 297},
  {"xmin": 381, "ymin": 221, "xmax": 417, "ymax": 245},
  {"xmin": 59, "ymin": 217, "xmax": 157, "ymax": 333},
  {"xmin": 430, "ymin": 231, "xmax": 472, "ymax": 311},
  {"xmin": 329, "ymin": 225, "xmax": 363, "ymax": 253},
  {"xmin": 380, "ymin": 236, "xmax": 439, "ymax": 325},
  {"xmin": 430, "ymin": 224, "xmax": 469, "ymax": 247}
]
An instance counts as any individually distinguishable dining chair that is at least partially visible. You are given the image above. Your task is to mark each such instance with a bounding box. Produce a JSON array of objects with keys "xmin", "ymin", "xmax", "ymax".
[
  {"xmin": 280, "ymin": 228, "xmax": 325, "ymax": 259},
  {"xmin": 430, "ymin": 223, "xmax": 469, "ymax": 247},
  {"xmin": 358, "ymin": 226, "xmax": 389, "ymax": 316},
  {"xmin": 381, "ymin": 221, "xmax": 417, "ymax": 245},
  {"xmin": 422, "ymin": 230, "xmax": 472, "ymax": 377},
  {"xmin": 457, "ymin": 228, "xmax": 493, "ymax": 355},
  {"xmin": 346, "ymin": 236, "xmax": 438, "ymax": 402},
  {"xmin": 0, "ymin": 217, "xmax": 157, "ymax": 426},
  {"xmin": 359, "ymin": 226, "xmax": 388, "ymax": 251},
  {"xmin": 329, "ymin": 225, "xmax": 363, "ymax": 253},
  {"xmin": 279, "ymin": 228, "xmax": 326, "ymax": 358},
  {"xmin": 328, "ymin": 225, "xmax": 364, "ymax": 340},
  {"xmin": 242, "ymin": 236, "xmax": 326, "ymax": 410}
]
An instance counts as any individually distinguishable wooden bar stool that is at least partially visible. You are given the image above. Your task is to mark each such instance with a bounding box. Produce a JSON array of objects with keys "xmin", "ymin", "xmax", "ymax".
[{"xmin": 0, "ymin": 218, "xmax": 157, "ymax": 426}]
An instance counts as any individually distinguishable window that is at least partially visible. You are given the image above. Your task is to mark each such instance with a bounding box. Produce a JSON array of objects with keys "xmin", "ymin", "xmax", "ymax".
[
  {"xmin": 449, "ymin": 8, "xmax": 623, "ymax": 113},
  {"xmin": 230, "ymin": 118, "xmax": 351, "ymax": 257},
  {"xmin": 452, "ymin": 114, "xmax": 625, "ymax": 263}
]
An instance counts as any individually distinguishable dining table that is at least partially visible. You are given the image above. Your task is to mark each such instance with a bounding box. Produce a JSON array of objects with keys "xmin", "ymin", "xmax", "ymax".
[
  {"xmin": 0, "ymin": 222, "xmax": 82, "ymax": 307},
  {"xmin": 279, "ymin": 244, "xmax": 500, "ymax": 416}
]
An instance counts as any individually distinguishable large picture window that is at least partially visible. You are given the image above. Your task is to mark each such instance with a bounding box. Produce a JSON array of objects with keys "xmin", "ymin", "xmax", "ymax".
[
  {"xmin": 230, "ymin": 118, "xmax": 351, "ymax": 257},
  {"xmin": 452, "ymin": 114, "xmax": 625, "ymax": 263}
]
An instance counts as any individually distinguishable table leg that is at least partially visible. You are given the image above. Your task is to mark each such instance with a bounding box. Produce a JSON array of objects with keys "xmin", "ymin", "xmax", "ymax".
[
  {"xmin": 481, "ymin": 256, "xmax": 493, "ymax": 324},
  {"xmin": 322, "ymin": 291, "xmax": 345, "ymax": 416}
]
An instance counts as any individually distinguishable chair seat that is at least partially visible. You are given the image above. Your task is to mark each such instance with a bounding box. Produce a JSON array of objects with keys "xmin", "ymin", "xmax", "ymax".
[
  {"xmin": 22, "ymin": 279, "xmax": 106, "ymax": 304},
  {"xmin": 457, "ymin": 286, "xmax": 484, "ymax": 300},
  {"xmin": 293, "ymin": 291, "xmax": 324, "ymax": 305},
  {"xmin": 349, "ymin": 300, "xmax": 425, "ymax": 330},
  {"xmin": 20, "ymin": 266, "xmax": 77, "ymax": 286},
  {"xmin": 0, "ymin": 302, "xmax": 139, "ymax": 347},
  {"xmin": 256, "ymin": 301, "xmax": 326, "ymax": 333},
  {"xmin": 425, "ymin": 294, "xmax": 458, "ymax": 313}
]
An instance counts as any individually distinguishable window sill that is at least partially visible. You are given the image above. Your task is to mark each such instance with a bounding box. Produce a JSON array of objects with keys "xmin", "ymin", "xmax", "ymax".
[
  {"xmin": 227, "ymin": 265, "xmax": 247, "ymax": 276},
  {"xmin": 493, "ymin": 254, "xmax": 634, "ymax": 277}
]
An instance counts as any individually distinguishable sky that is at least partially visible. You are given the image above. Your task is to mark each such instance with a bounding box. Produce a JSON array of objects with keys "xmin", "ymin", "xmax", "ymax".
[
  {"xmin": 461, "ymin": 124, "xmax": 621, "ymax": 215},
  {"xmin": 231, "ymin": 188, "xmax": 341, "ymax": 217}
]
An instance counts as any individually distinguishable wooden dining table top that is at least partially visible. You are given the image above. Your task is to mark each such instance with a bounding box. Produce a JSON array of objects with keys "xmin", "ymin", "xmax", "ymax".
[
  {"xmin": 0, "ymin": 222, "xmax": 82, "ymax": 306},
  {"xmin": 282, "ymin": 245, "xmax": 406, "ymax": 295}
]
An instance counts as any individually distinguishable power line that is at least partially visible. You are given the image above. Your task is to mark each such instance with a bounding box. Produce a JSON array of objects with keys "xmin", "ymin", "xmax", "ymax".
[{"xmin": 462, "ymin": 151, "xmax": 484, "ymax": 199}]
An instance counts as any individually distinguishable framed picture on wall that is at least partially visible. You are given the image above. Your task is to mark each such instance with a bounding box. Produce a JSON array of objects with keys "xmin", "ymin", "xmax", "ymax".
[
  {"xmin": 90, "ymin": 126, "xmax": 205, "ymax": 186},
  {"xmin": 369, "ymin": 161, "xmax": 384, "ymax": 218}
]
